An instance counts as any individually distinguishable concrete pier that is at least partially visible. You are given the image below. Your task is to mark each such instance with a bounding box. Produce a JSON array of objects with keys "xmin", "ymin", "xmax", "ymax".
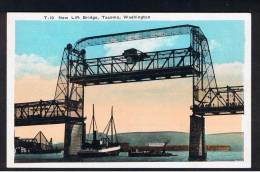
[
  {"xmin": 64, "ymin": 121, "xmax": 85, "ymax": 157},
  {"xmin": 188, "ymin": 115, "xmax": 206, "ymax": 161}
]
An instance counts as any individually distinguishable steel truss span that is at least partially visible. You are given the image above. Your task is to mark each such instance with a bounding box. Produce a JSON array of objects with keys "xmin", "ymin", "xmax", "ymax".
[
  {"xmin": 192, "ymin": 86, "xmax": 244, "ymax": 115},
  {"xmin": 15, "ymin": 99, "xmax": 84, "ymax": 126},
  {"xmin": 69, "ymin": 48, "xmax": 200, "ymax": 86},
  {"xmin": 71, "ymin": 24, "xmax": 243, "ymax": 116}
]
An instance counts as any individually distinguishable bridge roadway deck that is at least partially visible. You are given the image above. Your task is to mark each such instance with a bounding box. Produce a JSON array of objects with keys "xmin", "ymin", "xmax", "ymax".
[
  {"xmin": 15, "ymin": 116, "xmax": 85, "ymax": 126},
  {"xmin": 191, "ymin": 105, "xmax": 244, "ymax": 115},
  {"xmin": 70, "ymin": 66, "xmax": 200, "ymax": 86}
]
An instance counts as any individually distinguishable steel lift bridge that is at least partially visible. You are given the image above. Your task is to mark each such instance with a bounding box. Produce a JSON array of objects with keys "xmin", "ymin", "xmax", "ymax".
[{"xmin": 15, "ymin": 25, "xmax": 244, "ymax": 160}]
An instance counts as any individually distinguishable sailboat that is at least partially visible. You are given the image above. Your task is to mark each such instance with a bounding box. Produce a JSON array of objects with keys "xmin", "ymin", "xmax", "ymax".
[{"xmin": 78, "ymin": 105, "xmax": 121, "ymax": 157}]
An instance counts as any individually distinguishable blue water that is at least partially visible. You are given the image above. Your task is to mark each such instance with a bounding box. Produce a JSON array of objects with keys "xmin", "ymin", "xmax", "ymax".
[{"xmin": 15, "ymin": 151, "xmax": 243, "ymax": 162}]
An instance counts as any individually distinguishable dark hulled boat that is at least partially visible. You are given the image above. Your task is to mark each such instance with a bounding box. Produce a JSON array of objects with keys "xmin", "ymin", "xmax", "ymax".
[
  {"xmin": 128, "ymin": 149, "xmax": 174, "ymax": 157},
  {"xmin": 128, "ymin": 141, "xmax": 176, "ymax": 157},
  {"xmin": 78, "ymin": 105, "xmax": 121, "ymax": 157}
]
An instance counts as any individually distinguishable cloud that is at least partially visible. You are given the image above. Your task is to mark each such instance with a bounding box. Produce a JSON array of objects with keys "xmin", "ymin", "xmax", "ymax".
[
  {"xmin": 214, "ymin": 61, "xmax": 243, "ymax": 86},
  {"xmin": 209, "ymin": 39, "xmax": 221, "ymax": 50},
  {"xmin": 103, "ymin": 36, "xmax": 179, "ymax": 56},
  {"xmin": 15, "ymin": 54, "xmax": 59, "ymax": 79}
]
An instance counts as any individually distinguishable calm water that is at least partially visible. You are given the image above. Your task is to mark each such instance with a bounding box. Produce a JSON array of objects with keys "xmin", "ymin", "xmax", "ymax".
[{"xmin": 15, "ymin": 151, "xmax": 243, "ymax": 162}]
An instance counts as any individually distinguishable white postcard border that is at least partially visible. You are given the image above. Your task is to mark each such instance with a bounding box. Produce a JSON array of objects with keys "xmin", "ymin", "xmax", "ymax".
[{"xmin": 7, "ymin": 12, "xmax": 251, "ymax": 168}]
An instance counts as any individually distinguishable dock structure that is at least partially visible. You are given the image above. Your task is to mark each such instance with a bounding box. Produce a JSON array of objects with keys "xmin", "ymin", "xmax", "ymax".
[
  {"xmin": 15, "ymin": 131, "xmax": 61, "ymax": 154},
  {"xmin": 15, "ymin": 25, "xmax": 244, "ymax": 160}
]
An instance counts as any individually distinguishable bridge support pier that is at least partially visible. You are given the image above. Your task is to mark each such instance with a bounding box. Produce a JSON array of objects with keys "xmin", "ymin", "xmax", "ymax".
[
  {"xmin": 188, "ymin": 114, "xmax": 206, "ymax": 161},
  {"xmin": 64, "ymin": 121, "xmax": 85, "ymax": 157}
]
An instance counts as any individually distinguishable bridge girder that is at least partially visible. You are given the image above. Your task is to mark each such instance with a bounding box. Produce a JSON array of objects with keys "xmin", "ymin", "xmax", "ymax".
[
  {"xmin": 15, "ymin": 99, "xmax": 85, "ymax": 126},
  {"xmin": 75, "ymin": 24, "xmax": 205, "ymax": 48}
]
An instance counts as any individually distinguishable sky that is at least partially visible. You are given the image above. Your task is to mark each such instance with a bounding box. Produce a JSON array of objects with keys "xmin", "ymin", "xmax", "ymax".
[{"xmin": 14, "ymin": 20, "xmax": 244, "ymax": 143}]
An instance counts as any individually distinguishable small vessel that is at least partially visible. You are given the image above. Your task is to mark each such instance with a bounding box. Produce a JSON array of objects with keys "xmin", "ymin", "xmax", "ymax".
[
  {"xmin": 128, "ymin": 141, "xmax": 176, "ymax": 157},
  {"xmin": 78, "ymin": 105, "xmax": 121, "ymax": 157},
  {"xmin": 128, "ymin": 149, "xmax": 174, "ymax": 157}
]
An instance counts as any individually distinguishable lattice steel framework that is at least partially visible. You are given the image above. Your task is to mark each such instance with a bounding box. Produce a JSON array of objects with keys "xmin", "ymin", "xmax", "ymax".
[
  {"xmin": 69, "ymin": 48, "xmax": 200, "ymax": 86},
  {"xmin": 15, "ymin": 100, "xmax": 81, "ymax": 126},
  {"xmin": 54, "ymin": 44, "xmax": 85, "ymax": 119},
  {"xmin": 192, "ymin": 86, "xmax": 244, "ymax": 115},
  {"xmin": 15, "ymin": 24, "xmax": 244, "ymax": 125},
  {"xmin": 15, "ymin": 45, "xmax": 85, "ymax": 126},
  {"xmin": 69, "ymin": 24, "xmax": 242, "ymax": 115}
]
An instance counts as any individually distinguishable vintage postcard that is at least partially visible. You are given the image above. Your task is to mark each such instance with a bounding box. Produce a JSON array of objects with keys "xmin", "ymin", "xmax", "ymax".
[{"xmin": 7, "ymin": 13, "xmax": 251, "ymax": 168}]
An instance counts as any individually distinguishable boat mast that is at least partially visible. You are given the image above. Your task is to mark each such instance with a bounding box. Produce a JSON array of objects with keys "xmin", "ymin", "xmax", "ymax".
[
  {"xmin": 111, "ymin": 106, "xmax": 114, "ymax": 143},
  {"xmin": 93, "ymin": 104, "xmax": 95, "ymax": 135},
  {"xmin": 89, "ymin": 104, "xmax": 98, "ymax": 143},
  {"xmin": 102, "ymin": 106, "xmax": 118, "ymax": 144}
]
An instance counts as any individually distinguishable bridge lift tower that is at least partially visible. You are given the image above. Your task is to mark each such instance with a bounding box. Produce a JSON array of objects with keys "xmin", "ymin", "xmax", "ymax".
[{"xmin": 15, "ymin": 25, "xmax": 244, "ymax": 160}]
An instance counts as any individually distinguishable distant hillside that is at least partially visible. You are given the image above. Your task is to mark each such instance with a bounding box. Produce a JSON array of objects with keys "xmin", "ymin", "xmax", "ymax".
[
  {"xmin": 54, "ymin": 131, "xmax": 243, "ymax": 151},
  {"xmin": 117, "ymin": 131, "xmax": 243, "ymax": 151},
  {"xmin": 206, "ymin": 132, "xmax": 243, "ymax": 151},
  {"xmin": 117, "ymin": 131, "xmax": 189, "ymax": 146}
]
